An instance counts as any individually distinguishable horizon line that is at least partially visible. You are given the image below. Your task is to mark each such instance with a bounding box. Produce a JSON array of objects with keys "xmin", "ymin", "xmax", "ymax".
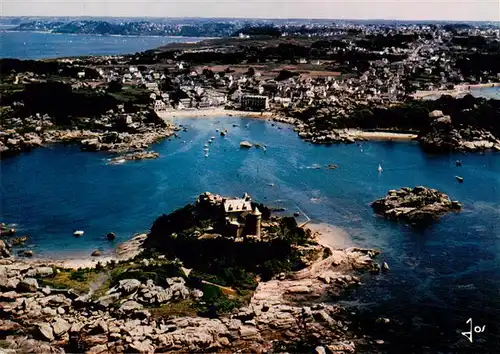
[{"xmin": 1, "ymin": 15, "xmax": 498, "ymax": 24}]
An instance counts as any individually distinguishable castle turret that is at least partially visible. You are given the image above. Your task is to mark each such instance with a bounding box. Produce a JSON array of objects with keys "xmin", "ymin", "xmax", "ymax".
[{"xmin": 253, "ymin": 207, "xmax": 262, "ymax": 239}]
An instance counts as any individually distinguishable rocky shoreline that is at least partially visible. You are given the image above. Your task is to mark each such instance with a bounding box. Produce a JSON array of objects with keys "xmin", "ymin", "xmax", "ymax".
[
  {"xmin": 418, "ymin": 110, "xmax": 500, "ymax": 153},
  {"xmin": 0, "ymin": 111, "xmax": 177, "ymax": 160},
  {"xmin": 270, "ymin": 112, "xmax": 500, "ymax": 152},
  {"xmin": 3, "ymin": 107, "xmax": 498, "ymax": 160},
  {"xmin": 0, "ymin": 236, "xmax": 383, "ymax": 354},
  {"xmin": 0, "ymin": 194, "xmax": 388, "ymax": 354}
]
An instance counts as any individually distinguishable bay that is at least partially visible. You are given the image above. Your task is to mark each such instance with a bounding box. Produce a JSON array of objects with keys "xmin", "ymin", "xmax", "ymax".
[
  {"xmin": 1, "ymin": 116, "xmax": 499, "ymax": 350},
  {"xmin": 0, "ymin": 30, "xmax": 203, "ymax": 60}
]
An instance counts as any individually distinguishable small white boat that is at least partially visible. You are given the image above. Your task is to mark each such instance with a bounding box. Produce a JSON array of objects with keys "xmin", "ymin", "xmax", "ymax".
[
  {"xmin": 203, "ymin": 148, "xmax": 209, "ymax": 152},
  {"xmin": 211, "ymin": 136, "xmax": 216, "ymax": 140},
  {"xmin": 203, "ymin": 144, "xmax": 209, "ymax": 148},
  {"xmin": 73, "ymin": 230, "xmax": 84, "ymax": 237},
  {"xmin": 378, "ymin": 164, "xmax": 383, "ymax": 173},
  {"xmin": 208, "ymin": 140, "xmax": 212, "ymax": 144},
  {"xmin": 205, "ymin": 153, "xmax": 209, "ymax": 158},
  {"xmin": 240, "ymin": 141, "xmax": 253, "ymax": 148}
]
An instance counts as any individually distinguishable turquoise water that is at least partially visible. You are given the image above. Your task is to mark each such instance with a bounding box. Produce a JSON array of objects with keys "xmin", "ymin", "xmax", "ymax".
[
  {"xmin": 1, "ymin": 117, "xmax": 499, "ymax": 351},
  {"xmin": 0, "ymin": 31, "xmax": 203, "ymax": 59}
]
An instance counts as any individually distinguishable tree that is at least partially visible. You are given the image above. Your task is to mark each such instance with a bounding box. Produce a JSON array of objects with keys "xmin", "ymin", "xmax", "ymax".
[
  {"xmin": 202, "ymin": 68, "xmax": 215, "ymax": 79},
  {"xmin": 275, "ymin": 70, "xmax": 299, "ymax": 82},
  {"xmin": 245, "ymin": 67, "xmax": 255, "ymax": 77},
  {"xmin": 107, "ymin": 80, "xmax": 123, "ymax": 93}
]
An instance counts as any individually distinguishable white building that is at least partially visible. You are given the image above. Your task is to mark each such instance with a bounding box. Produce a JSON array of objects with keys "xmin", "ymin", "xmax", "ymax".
[
  {"xmin": 240, "ymin": 95, "xmax": 269, "ymax": 111},
  {"xmin": 154, "ymin": 100, "xmax": 167, "ymax": 111}
]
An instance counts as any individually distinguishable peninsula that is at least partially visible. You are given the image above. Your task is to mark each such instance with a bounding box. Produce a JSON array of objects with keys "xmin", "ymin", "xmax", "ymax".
[{"xmin": 0, "ymin": 193, "xmax": 384, "ymax": 353}]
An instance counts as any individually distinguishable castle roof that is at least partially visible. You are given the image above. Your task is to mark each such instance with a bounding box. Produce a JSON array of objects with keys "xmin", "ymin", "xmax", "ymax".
[{"xmin": 223, "ymin": 198, "xmax": 252, "ymax": 213}]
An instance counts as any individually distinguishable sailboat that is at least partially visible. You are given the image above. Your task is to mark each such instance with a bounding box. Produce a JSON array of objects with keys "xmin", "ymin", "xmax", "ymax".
[{"xmin": 378, "ymin": 164, "xmax": 383, "ymax": 173}]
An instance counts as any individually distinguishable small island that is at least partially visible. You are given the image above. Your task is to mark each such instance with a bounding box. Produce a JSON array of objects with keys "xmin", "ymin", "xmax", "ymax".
[
  {"xmin": 0, "ymin": 193, "xmax": 386, "ymax": 353},
  {"xmin": 371, "ymin": 186, "xmax": 461, "ymax": 226}
]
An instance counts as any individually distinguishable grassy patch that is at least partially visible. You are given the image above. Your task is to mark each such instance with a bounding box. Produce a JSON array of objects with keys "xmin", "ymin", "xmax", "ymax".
[
  {"xmin": 149, "ymin": 300, "xmax": 198, "ymax": 319},
  {"xmin": 109, "ymin": 261, "xmax": 185, "ymax": 288},
  {"xmin": 38, "ymin": 268, "xmax": 103, "ymax": 295},
  {"xmin": 196, "ymin": 283, "xmax": 251, "ymax": 317}
]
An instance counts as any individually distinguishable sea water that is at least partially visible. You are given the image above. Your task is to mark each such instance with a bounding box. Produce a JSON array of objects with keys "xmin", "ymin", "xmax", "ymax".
[
  {"xmin": 1, "ymin": 117, "xmax": 499, "ymax": 351},
  {"xmin": 0, "ymin": 31, "xmax": 203, "ymax": 59}
]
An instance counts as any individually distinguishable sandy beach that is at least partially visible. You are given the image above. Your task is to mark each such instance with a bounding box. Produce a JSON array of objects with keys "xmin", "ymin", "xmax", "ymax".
[
  {"xmin": 156, "ymin": 108, "xmax": 274, "ymax": 120},
  {"xmin": 306, "ymin": 223, "xmax": 354, "ymax": 249},
  {"xmin": 347, "ymin": 129, "xmax": 418, "ymax": 141}
]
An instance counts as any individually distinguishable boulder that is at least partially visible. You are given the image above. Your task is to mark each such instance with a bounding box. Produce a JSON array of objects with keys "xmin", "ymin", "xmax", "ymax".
[
  {"xmin": 428, "ymin": 110, "xmax": 444, "ymax": 118},
  {"xmin": 239, "ymin": 325, "xmax": 260, "ymax": 339},
  {"xmin": 82, "ymin": 334, "xmax": 108, "ymax": 347},
  {"xmin": 129, "ymin": 339, "xmax": 154, "ymax": 354},
  {"xmin": 118, "ymin": 300, "xmax": 143, "ymax": 313},
  {"xmin": 23, "ymin": 250, "xmax": 34, "ymax": 257},
  {"xmin": 325, "ymin": 341, "xmax": 355, "ymax": 353},
  {"xmin": 51, "ymin": 318, "xmax": 70, "ymax": 337},
  {"xmin": 0, "ymin": 320, "xmax": 22, "ymax": 335},
  {"xmin": 0, "ymin": 291, "xmax": 20, "ymax": 301},
  {"xmin": 286, "ymin": 285, "xmax": 311, "ymax": 294},
  {"xmin": 91, "ymin": 250, "xmax": 101, "ymax": 257},
  {"xmin": 35, "ymin": 322, "xmax": 54, "ymax": 341},
  {"xmin": 81, "ymin": 138, "xmax": 101, "ymax": 152},
  {"xmin": 0, "ymin": 240, "xmax": 11, "ymax": 258},
  {"xmin": 315, "ymin": 346, "xmax": 327, "ymax": 354},
  {"xmin": 91, "ymin": 320, "xmax": 109, "ymax": 334},
  {"xmin": 26, "ymin": 267, "xmax": 54, "ymax": 278},
  {"xmin": 86, "ymin": 344, "xmax": 109, "ymax": 354},
  {"xmin": 97, "ymin": 293, "xmax": 120, "ymax": 308},
  {"xmin": 106, "ymin": 232, "xmax": 116, "ymax": 241},
  {"xmin": 118, "ymin": 279, "xmax": 141, "ymax": 294},
  {"xmin": 17, "ymin": 278, "xmax": 39, "ymax": 292}
]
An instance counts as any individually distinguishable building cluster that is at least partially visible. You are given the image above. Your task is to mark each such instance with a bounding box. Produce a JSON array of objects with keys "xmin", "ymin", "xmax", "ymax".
[{"xmin": 7, "ymin": 21, "xmax": 498, "ymax": 120}]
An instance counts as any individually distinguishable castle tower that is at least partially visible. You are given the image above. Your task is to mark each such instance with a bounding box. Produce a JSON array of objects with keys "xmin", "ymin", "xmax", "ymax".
[{"xmin": 253, "ymin": 207, "xmax": 262, "ymax": 239}]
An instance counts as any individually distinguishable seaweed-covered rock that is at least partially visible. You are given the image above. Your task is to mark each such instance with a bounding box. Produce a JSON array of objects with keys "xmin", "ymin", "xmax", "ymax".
[{"xmin": 372, "ymin": 186, "xmax": 461, "ymax": 226}]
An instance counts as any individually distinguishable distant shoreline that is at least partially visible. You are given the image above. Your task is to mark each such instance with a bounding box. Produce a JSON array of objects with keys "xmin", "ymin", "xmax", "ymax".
[
  {"xmin": 2, "ymin": 29, "xmax": 210, "ymax": 40},
  {"xmin": 413, "ymin": 82, "xmax": 500, "ymax": 99}
]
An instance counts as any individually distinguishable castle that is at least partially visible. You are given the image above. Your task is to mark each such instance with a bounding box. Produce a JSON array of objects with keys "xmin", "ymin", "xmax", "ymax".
[{"xmin": 197, "ymin": 192, "xmax": 262, "ymax": 240}]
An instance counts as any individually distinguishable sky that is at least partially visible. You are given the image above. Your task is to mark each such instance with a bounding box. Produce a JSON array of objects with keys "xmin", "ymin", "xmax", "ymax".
[{"xmin": 2, "ymin": 0, "xmax": 499, "ymax": 22}]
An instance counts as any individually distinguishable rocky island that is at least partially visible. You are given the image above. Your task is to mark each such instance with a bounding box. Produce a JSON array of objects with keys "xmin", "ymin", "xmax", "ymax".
[
  {"xmin": 371, "ymin": 186, "xmax": 461, "ymax": 226},
  {"xmin": 0, "ymin": 193, "xmax": 386, "ymax": 353}
]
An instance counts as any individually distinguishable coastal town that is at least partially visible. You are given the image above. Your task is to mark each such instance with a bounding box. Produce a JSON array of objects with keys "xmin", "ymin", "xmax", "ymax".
[
  {"xmin": 1, "ymin": 20, "xmax": 500, "ymax": 158},
  {"xmin": 1, "ymin": 14, "xmax": 500, "ymax": 354}
]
